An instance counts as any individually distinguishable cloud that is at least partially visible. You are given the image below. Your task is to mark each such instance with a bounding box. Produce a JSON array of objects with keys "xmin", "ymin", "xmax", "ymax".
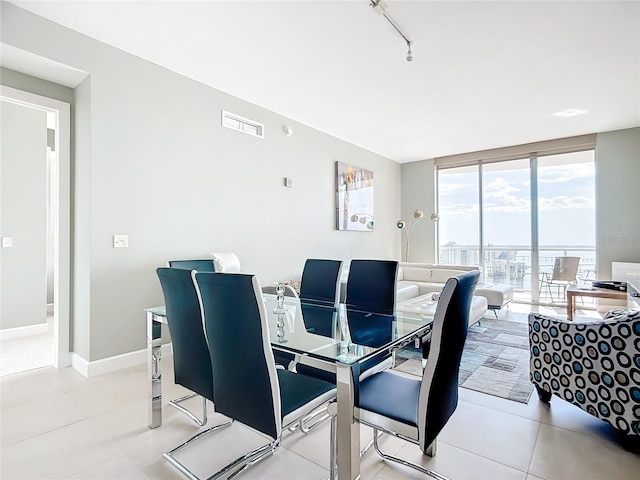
[
  {"xmin": 539, "ymin": 195, "xmax": 595, "ymax": 210},
  {"xmin": 538, "ymin": 164, "xmax": 594, "ymax": 183}
]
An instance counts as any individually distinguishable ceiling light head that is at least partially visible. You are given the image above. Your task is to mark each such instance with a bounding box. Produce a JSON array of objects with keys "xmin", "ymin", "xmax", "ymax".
[
  {"xmin": 551, "ymin": 108, "xmax": 588, "ymax": 118},
  {"xmin": 283, "ymin": 125, "xmax": 293, "ymax": 136},
  {"xmin": 370, "ymin": 0, "xmax": 387, "ymax": 15},
  {"xmin": 412, "ymin": 209, "xmax": 424, "ymax": 219},
  {"xmin": 406, "ymin": 45, "xmax": 413, "ymax": 62}
]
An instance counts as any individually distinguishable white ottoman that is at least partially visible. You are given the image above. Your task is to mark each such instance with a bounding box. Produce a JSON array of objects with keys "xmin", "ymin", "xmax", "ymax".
[
  {"xmin": 474, "ymin": 283, "xmax": 514, "ymax": 314},
  {"xmin": 397, "ymin": 294, "xmax": 488, "ymax": 326}
]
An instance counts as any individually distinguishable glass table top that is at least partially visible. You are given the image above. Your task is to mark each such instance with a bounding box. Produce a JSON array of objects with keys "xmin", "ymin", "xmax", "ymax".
[{"xmin": 146, "ymin": 295, "xmax": 434, "ymax": 366}]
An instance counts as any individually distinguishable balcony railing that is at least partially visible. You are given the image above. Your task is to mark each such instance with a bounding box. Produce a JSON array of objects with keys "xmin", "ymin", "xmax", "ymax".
[{"xmin": 439, "ymin": 245, "xmax": 597, "ymax": 304}]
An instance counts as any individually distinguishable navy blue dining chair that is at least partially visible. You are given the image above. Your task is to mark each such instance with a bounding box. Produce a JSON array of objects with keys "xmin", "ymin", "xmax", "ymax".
[
  {"xmin": 156, "ymin": 267, "xmax": 217, "ymax": 425},
  {"xmin": 168, "ymin": 259, "xmax": 216, "ymax": 271},
  {"xmin": 296, "ymin": 259, "xmax": 399, "ymax": 383},
  {"xmin": 299, "ymin": 259, "xmax": 343, "ymax": 306},
  {"xmin": 187, "ymin": 272, "xmax": 336, "ymax": 480},
  {"xmin": 328, "ymin": 270, "xmax": 479, "ymax": 480},
  {"xmin": 345, "ymin": 259, "xmax": 399, "ymax": 315},
  {"xmin": 156, "ymin": 268, "xmax": 233, "ymax": 471}
]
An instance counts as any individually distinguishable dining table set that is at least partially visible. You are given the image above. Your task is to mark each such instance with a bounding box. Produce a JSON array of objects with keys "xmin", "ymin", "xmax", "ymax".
[{"xmin": 145, "ymin": 258, "xmax": 477, "ymax": 480}]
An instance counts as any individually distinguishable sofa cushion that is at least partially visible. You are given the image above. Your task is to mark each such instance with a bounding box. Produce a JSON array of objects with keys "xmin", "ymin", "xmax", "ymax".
[
  {"xmin": 397, "ymin": 294, "xmax": 487, "ymax": 325},
  {"xmin": 430, "ymin": 269, "xmax": 471, "ymax": 283},
  {"xmin": 396, "ymin": 282, "xmax": 420, "ymax": 303},
  {"xmin": 401, "ymin": 266, "xmax": 434, "ymax": 282}
]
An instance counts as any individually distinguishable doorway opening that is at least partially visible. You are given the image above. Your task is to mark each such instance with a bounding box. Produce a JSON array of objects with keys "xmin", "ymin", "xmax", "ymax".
[{"xmin": 0, "ymin": 86, "xmax": 70, "ymax": 374}]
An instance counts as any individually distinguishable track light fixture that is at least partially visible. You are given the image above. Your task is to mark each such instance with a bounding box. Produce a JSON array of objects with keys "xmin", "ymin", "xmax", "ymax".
[{"xmin": 369, "ymin": 0, "xmax": 413, "ymax": 62}]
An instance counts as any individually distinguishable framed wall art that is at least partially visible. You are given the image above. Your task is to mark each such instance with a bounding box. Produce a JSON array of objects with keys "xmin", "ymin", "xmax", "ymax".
[{"xmin": 335, "ymin": 161, "xmax": 374, "ymax": 231}]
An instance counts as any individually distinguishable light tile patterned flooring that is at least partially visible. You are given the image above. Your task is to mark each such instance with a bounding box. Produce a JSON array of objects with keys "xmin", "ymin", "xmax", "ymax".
[{"xmin": 1, "ymin": 304, "xmax": 639, "ymax": 479}]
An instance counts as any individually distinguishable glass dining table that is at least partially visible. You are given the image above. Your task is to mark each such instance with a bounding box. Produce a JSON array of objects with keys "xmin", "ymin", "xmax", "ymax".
[{"xmin": 145, "ymin": 294, "xmax": 435, "ymax": 480}]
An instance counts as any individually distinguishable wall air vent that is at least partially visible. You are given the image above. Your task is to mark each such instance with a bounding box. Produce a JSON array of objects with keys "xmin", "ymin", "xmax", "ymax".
[{"xmin": 221, "ymin": 110, "xmax": 264, "ymax": 138}]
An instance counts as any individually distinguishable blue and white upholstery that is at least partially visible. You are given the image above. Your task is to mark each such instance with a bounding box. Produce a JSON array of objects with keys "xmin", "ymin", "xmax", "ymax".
[
  {"xmin": 168, "ymin": 259, "xmax": 216, "ymax": 271},
  {"xmin": 330, "ymin": 270, "xmax": 479, "ymax": 480},
  {"xmin": 345, "ymin": 259, "xmax": 399, "ymax": 315},
  {"xmin": 296, "ymin": 260, "xmax": 399, "ymax": 386},
  {"xmin": 299, "ymin": 258, "xmax": 343, "ymax": 306},
  {"xmin": 529, "ymin": 309, "xmax": 640, "ymax": 441},
  {"xmin": 190, "ymin": 272, "xmax": 336, "ymax": 480},
  {"xmin": 156, "ymin": 268, "xmax": 233, "ymax": 474},
  {"xmin": 156, "ymin": 267, "xmax": 217, "ymax": 424}
]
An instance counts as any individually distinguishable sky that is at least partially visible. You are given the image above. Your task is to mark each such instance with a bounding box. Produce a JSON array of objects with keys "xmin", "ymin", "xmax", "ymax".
[{"xmin": 437, "ymin": 151, "xmax": 596, "ymax": 247}]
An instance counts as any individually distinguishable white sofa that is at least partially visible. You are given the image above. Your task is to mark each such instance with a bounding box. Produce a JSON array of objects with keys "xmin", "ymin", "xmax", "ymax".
[{"xmin": 396, "ymin": 263, "xmax": 492, "ymax": 325}]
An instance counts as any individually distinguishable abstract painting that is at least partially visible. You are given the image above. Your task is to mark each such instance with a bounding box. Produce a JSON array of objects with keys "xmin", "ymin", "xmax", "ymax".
[{"xmin": 335, "ymin": 161, "xmax": 374, "ymax": 231}]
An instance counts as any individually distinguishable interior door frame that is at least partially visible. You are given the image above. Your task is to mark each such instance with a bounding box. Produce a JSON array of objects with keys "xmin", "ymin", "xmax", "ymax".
[{"xmin": 1, "ymin": 85, "xmax": 71, "ymax": 368}]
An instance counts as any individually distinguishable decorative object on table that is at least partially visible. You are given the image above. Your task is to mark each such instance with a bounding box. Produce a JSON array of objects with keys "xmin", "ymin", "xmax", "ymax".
[
  {"xmin": 335, "ymin": 161, "xmax": 374, "ymax": 231},
  {"xmin": 394, "ymin": 316, "xmax": 534, "ymax": 404},
  {"xmin": 591, "ymin": 280, "xmax": 627, "ymax": 292},
  {"xmin": 396, "ymin": 209, "xmax": 425, "ymax": 262},
  {"xmin": 272, "ymin": 283, "xmax": 288, "ymax": 314},
  {"xmin": 430, "ymin": 291, "xmax": 440, "ymax": 301}
]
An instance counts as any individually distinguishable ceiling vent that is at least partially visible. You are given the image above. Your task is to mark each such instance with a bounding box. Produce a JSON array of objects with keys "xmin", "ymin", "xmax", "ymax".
[{"xmin": 221, "ymin": 110, "xmax": 264, "ymax": 138}]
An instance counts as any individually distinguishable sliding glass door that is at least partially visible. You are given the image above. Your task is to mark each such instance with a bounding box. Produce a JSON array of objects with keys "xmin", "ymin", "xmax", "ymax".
[
  {"xmin": 437, "ymin": 165, "xmax": 480, "ymax": 266},
  {"xmin": 437, "ymin": 150, "xmax": 595, "ymax": 305},
  {"xmin": 482, "ymin": 159, "xmax": 531, "ymax": 289},
  {"xmin": 536, "ymin": 151, "xmax": 596, "ymax": 303}
]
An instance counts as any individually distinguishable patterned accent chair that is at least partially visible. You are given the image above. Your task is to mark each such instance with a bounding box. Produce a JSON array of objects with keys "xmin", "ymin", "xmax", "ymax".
[{"xmin": 528, "ymin": 310, "xmax": 640, "ymax": 448}]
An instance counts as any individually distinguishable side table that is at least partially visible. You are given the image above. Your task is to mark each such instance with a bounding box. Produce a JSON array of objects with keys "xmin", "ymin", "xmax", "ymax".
[{"xmin": 566, "ymin": 285, "xmax": 627, "ymax": 320}]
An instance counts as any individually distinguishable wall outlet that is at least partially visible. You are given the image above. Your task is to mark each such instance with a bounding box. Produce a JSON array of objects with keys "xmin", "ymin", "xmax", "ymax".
[
  {"xmin": 2, "ymin": 237, "xmax": 12, "ymax": 248},
  {"xmin": 113, "ymin": 234, "xmax": 128, "ymax": 248}
]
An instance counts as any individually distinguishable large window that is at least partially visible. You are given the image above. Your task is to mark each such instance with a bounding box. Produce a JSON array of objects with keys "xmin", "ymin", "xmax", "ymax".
[{"xmin": 437, "ymin": 149, "xmax": 595, "ymax": 304}]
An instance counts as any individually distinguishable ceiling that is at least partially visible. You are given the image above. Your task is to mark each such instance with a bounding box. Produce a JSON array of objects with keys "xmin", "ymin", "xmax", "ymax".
[{"xmin": 7, "ymin": 1, "xmax": 640, "ymax": 163}]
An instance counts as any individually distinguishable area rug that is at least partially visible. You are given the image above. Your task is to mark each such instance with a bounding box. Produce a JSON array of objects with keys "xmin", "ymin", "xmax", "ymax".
[{"xmin": 393, "ymin": 317, "xmax": 534, "ymax": 404}]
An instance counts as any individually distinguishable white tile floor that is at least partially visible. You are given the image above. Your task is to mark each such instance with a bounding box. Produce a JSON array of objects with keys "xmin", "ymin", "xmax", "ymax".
[{"xmin": 1, "ymin": 304, "xmax": 638, "ymax": 479}]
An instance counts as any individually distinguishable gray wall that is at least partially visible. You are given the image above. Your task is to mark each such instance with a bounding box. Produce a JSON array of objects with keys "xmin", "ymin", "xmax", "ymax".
[
  {"xmin": 400, "ymin": 159, "xmax": 437, "ymax": 263},
  {"xmin": 0, "ymin": 100, "xmax": 47, "ymax": 329},
  {"xmin": 595, "ymin": 127, "xmax": 640, "ymax": 279},
  {"xmin": 0, "ymin": 67, "xmax": 74, "ymax": 104},
  {"xmin": 1, "ymin": 3, "xmax": 401, "ymax": 361}
]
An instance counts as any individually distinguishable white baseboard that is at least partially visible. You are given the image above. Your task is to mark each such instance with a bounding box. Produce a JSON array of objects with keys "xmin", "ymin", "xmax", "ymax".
[
  {"xmin": 0, "ymin": 323, "xmax": 48, "ymax": 340},
  {"xmin": 70, "ymin": 343, "xmax": 173, "ymax": 378}
]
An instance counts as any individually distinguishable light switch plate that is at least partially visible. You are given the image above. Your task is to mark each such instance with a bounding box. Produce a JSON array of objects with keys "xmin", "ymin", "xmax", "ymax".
[
  {"xmin": 113, "ymin": 234, "xmax": 128, "ymax": 248},
  {"xmin": 2, "ymin": 237, "xmax": 12, "ymax": 248}
]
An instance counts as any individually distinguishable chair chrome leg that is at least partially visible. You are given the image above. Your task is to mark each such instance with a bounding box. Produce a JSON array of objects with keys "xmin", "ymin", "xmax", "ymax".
[
  {"xmin": 300, "ymin": 404, "xmax": 330, "ymax": 433},
  {"xmin": 163, "ymin": 418, "xmax": 234, "ymax": 479},
  {"xmin": 361, "ymin": 429, "xmax": 383, "ymax": 456},
  {"xmin": 425, "ymin": 438, "xmax": 437, "ymax": 457},
  {"xmin": 206, "ymin": 439, "xmax": 280, "ymax": 480},
  {"xmin": 226, "ymin": 440, "xmax": 279, "ymax": 480},
  {"xmin": 169, "ymin": 393, "xmax": 208, "ymax": 426},
  {"xmin": 329, "ymin": 413, "xmax": 337, "ymax": 480},
  {"xmin": 372, "ymin": 429, "xmax": 450, "ymax": 480}
]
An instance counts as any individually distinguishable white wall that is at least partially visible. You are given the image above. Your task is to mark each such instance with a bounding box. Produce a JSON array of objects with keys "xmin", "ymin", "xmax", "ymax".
[
  {"xmin": 0, "ymin": 100, "xmax": 47, "ymax": 329},
  {"xmin": 1, "ymin": 3, "xmax": 401, "ymax": 362},
  {"xmin": 595, "ymin": 127, "xmax": 640, "ymax": 279}
]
